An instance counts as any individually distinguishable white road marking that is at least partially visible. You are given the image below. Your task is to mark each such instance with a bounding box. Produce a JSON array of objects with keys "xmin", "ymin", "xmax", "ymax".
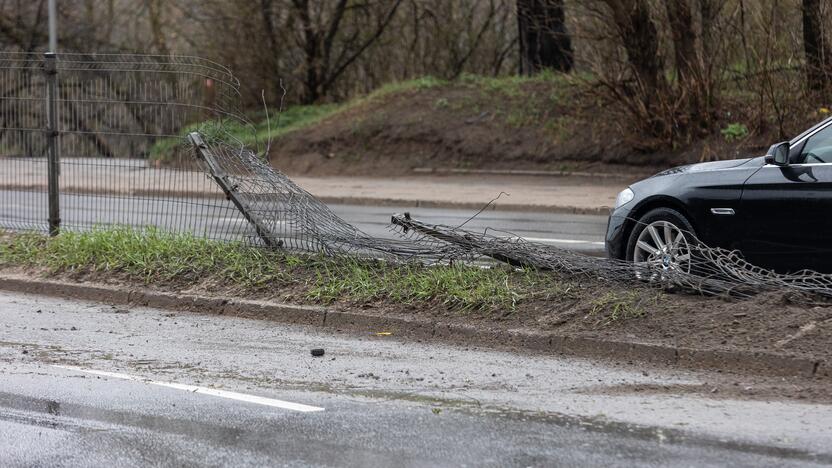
[
  {"xmin": 521, "ymin": 237, "xmax": 605, "ymax": 246},
  {"xmin": 51, "ymin": 365, "xmax": 324, "ymax": 413}
]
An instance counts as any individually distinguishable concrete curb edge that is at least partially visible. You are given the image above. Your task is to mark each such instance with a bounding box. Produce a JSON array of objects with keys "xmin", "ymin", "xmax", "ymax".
[
  {"xmin": 314, "ymin": 196, "xmax": 611, "ymax": 215},
  {"xmin": 0, "ymin": 274, "xmax": 825, "ymax": 380},
  {"xmin": 412, "ymin": 166, "xmax": 650, "ymax": 180}
]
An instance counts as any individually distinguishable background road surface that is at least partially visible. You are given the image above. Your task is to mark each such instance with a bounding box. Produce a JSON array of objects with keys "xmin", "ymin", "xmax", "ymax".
[
  {"xmin": 0, "ymin": 189, "xmax": 608, "ymax": 255},
  {"xmin": 0, "ymin": 159, "xmax": 624, "ymax": 214},
  {"xmin": 1, "ymin": 292, "xmax": 830, "ymax": 467}
]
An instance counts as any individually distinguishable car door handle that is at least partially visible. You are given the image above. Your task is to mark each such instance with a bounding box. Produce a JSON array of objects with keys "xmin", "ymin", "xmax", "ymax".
[{"xmin": 710, "ymin": 208, "xmax": 735, "ymax": 215}]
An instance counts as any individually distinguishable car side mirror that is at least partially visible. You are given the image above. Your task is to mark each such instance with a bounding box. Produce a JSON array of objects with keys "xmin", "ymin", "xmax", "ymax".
[{"xmin": 765, "ymin": 141, "xmax": 790, "ymax": 166}]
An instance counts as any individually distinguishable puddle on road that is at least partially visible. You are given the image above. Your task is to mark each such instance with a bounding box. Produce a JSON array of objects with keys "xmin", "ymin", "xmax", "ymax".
[
  {"xmin": 0, "ymin": 390, "xmax": 408, "ymax": 466},
  {"xmin": 341, "ymin": 387, "xmax": 832, "ymax": 465},
  {"xmin": 0, "ymin": 390, "xmax": 251, "ymax": 440},
  {"xmin": 0, "ymin": 387, "xmax": 829, "ymax": 464}
]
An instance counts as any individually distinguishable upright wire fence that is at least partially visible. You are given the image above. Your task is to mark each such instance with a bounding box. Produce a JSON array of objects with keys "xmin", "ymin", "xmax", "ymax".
[
  {"xmin": 0, "ymin": 52, "xmax": 253, "ymax": 241},
  {"xmin": 0, "ymin": 53, "xmax": 49, "ymax": 232}
]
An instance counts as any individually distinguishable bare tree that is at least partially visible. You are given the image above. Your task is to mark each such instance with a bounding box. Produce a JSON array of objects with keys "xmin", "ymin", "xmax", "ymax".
[
  {"xmin": 666, "ymin": 0, "xmax": 707, "ymax": 130},
  {"xmin": 258, "ymin": 0, "xmax": 285, "ymax": 102},
  {"xmin": 602, "ymin": 0, "xmax": 664, "ymax": 96},
  {"xmin": 803, "ymin": 0, "xmax": 830, "ymax": 92},
  {"xmin": 516, "ymin": 0, "xmax": 573, "ymax": 74},
  {"xmin": 146, "ymin": 0, "xmax": 171, "ymax": 55},
  {"xmin": 289, "ymin": 0, "xmax": 404, "ymax": 103},
  {"xmin": 592, "ymin": 0, "xmax": 668, "ymax": 142}
]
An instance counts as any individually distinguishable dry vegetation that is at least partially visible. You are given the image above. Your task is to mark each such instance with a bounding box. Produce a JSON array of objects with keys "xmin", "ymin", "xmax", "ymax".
[{"xmin": 2, "ymin": 0, "xmax": 832, "ymax": 164}]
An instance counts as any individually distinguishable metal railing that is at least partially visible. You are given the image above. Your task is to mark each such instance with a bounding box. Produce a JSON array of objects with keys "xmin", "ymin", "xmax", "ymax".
[{"xmin": 0, "ymin": 52, "xmax": 257, "ymax": 242}]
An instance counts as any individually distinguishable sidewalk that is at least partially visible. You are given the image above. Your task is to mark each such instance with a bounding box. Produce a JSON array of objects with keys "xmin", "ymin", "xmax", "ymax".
[
  {"xmin": 0, "ymin": 158, "xmax": 629, "ymax": 214},
  {"xmin": 297, "ymin": 174, "xmax": 626, "ymax": 214}
]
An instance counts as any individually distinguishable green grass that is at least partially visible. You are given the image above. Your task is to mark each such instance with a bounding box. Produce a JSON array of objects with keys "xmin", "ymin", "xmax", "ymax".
[
  {"xmin": 0, "ymin": 228, "xmax": 578, "ymax": 312},
  {"xmin": 306, "ymin": 259, "xmax": 543, "ymax": 311},
  {"xmin": 458, "ymin": 70, "xmax": 586, "ymax": 97},
  {"xmin": 452, "ymin": 71, "xmax": 587, "ymax": 132},
  {"xmin": 149, "ymin": 104, "xmax": 340, "ymax": 161},
  {"xmin": 148, "ymin": 71, "xmax": 592, "ymax": 162},
  {"xmin": 589, "ymin": 291, "xmax": 654, "ymax": 325},
  {"xmin": 368, "ymin": 75, "xmax": 447, "ymax": 98},
  {"xmin": 721, "ymin": 122, "xmax": 750, "ymax": 142},
  {"xmin": 0, "ymin": 227, "xmax": 294, "ymax": 287},
  {"xmin": 149, "ymin": 75, "xmax": 450, "ymax": 162}
]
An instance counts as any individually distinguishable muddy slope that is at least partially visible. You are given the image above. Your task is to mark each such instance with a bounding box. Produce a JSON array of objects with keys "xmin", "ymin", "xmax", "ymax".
[{"xmin": 268, "ymin": 82, "xmax": 789, "ymax": 177}]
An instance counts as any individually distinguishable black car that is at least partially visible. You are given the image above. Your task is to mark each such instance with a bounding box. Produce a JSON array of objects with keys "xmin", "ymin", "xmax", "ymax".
[{"xmin": 606, "ymin": 116, "xmax": 832, "ymax": 273}]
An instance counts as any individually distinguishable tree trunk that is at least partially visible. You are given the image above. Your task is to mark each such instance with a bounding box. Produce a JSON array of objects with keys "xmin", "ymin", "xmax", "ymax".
[
  {"xmin": 666, "ymin": 0, "xmax": 696, "ymax": 86},
  {"xmin": 146, "ymin": 0, "xmax": 169, "ymax": 56},
  {"xmin": 699, "ymin": 0, "xmax": 719, "ymax": 60},
  {"xmin": 601, "ymin": 0, "xmax": 668, "ymax": 141},
  {"xmin": 259, "ymin": 0, "xmax": 284, "ymax": 105},
  {"xmin": 291, "ymin": 0, "xmax": 323, "ymax": 104},
  {"xmin": 803, "ymin": 0, "xmax": 830, "ymax": 92},
  {"xmin": 666, "ymin": 0, "xmax": 706, "ymax": 128},
  {"xmin": 517, "ymin": 0, "xmax": 573, "ymax": 74},
  {"xmin": 604, "ymin": 0, "xmax": 664, "ymax": 95}
]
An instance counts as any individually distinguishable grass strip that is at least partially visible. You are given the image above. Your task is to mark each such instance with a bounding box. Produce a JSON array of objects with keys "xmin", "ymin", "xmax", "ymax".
[{"xmin": 0, "ymin": 227, "xmax": 604, "ymax": 312}]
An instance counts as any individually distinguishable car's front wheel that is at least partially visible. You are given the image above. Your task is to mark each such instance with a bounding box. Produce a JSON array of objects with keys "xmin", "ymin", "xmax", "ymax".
[{"xmin": 626, "ymin": 207, "xmax": 696, "ymax": 277}]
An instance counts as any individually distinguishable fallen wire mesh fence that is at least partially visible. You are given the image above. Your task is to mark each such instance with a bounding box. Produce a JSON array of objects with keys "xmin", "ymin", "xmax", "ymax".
[
  {"xmin": 389, "ymin": 213, "xmax": 832, "ymax": 300},
  {"xmin": 189, "ymin": 132, "xmax": 465, "ymax": 259},
  {"xmin": 190, "ymin": 130, "xmax": 832, "ymax": 302}
]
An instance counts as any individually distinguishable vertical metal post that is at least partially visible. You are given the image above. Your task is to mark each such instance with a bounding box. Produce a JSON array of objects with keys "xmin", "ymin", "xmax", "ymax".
[
  {"xmin": 45, "ymin": 52, "xmax": 60, "ymax": 236},
  {"xmin": 48, "ymin": 0, "xmax": 57, "ymax": 53}
]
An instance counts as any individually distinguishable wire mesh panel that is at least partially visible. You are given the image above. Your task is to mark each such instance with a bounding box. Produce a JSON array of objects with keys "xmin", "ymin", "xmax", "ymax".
[
  {"xmin": 0, "ymin": 53, "xmax": 49, "ymax": 232},
  {"xmin": 191, "ymin": 133, "xmax": 463, "ymax": 259},
  {"xmin": 54, "ymin": 54, "xmax": 252, "ymax": 240},
  {"xmin": 0, "ymin": 52, "xmax": 258, "ymax": 241}
]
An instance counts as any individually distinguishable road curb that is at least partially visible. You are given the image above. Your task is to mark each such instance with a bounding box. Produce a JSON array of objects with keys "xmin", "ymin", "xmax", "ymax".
[
  {"xmin": 412, "ymin": 167, "xmax": 650, "ymax": 180},
  {"xmin": 314, "ymin": 196, "xmax": 610, "ymax": 215},
  {"xmin": 0, "ymin": 273, "xmax": 824, "ymax": 380}
]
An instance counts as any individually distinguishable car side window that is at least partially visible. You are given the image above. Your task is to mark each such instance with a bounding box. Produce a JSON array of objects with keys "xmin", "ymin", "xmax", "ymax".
[{"xmin": 799, "ymin": 124, "xmax": 832, "ymax": 163}]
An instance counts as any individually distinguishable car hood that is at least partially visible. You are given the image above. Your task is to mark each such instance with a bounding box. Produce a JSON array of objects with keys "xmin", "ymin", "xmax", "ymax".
[{"xmin": 652, "ymin": 157, "xmax": 761, "ymax": 177}]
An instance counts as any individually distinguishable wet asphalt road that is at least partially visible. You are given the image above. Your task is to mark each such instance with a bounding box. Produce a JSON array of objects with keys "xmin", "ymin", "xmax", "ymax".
[
  {"xmin": 0, "ymin": 190, "xmax": 608, "ymax": 255},
  {"xmin": 1, "ymin": 292, "xmax": 831, "ymax": 467}
]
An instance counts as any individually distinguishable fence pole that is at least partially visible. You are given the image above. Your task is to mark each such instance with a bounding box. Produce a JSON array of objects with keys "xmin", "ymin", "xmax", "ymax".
[
  {"xmin": 48, "ymin": 0, "xmax": 57, "ymax": 53},
  {"xmin": 44, "ymin": 52, "xmax": 60, "ymax": 236}
]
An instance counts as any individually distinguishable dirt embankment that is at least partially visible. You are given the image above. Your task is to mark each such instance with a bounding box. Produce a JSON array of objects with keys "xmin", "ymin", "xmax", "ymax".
[{"xmin": 268, "ymin": 78, "xmax": 796, "ymax": 178}]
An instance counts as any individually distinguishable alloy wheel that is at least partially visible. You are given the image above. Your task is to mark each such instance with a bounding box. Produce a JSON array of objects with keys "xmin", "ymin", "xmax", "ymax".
[{"xmin": 633, "ymin": 220, "xmax": 692, "ymax": 278}]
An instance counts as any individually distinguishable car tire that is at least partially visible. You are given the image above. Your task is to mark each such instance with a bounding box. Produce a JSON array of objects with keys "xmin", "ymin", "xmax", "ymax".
[{"xmin": 625, "ymin": 207, "xmax": 697, "ymax": 263}]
